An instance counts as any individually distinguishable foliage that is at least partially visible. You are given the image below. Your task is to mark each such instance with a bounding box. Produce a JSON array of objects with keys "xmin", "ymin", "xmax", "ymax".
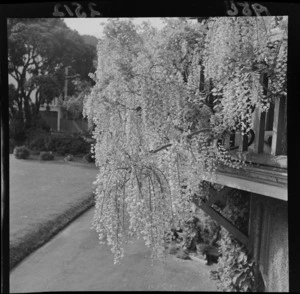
[
  {"xmin": 204, "ymin": 16, "xmax": 287, "ymax": 136},
  {"xmin": 8, "ymin": 18, "xmax": 96, "ymax": 130},
  {"xmin": 83, "ymin": 151, "xmax": 95, "ymax": 163},
  {"xmin": 211, "ymin": 231, "xmax": 255, "ymax": 292},
  {"xmin": 210, "ymin": 190, "xmax": 255, "ymax": 292},
  {"xmin": 27, "ymin": 129, "xmax": 49, "ymax": 151},
  {"xmin": 46, "ymin": 133, "xmax": 90, "ymax": 155},
  {"xmin": 29, "ymin": 114, "xmax": 51, "ymax": 133},
  {"xmin": 59, "ymin": 79, "xmax": 93, "ymax": 120},
  {"xmin": 39, "ymin": 151, "xmax": 54, "ymax": 161},
  {"xmin": 9, "ymin": 139, "xmax": 17, "ymax": 154},
  {"xmin": 9, "ymin": 118, "xmax": 27, "ymax": 146},
  {"xmin": 13, "ymin": 146, "xmax": 30, "ymax": 159},
  {"xmin": 83, "ymin": 17, "xmax": 287, "ymax": 264},
  {"xmin": 168, "ymin": 214, "xmax": 220, "ymax": 255},
  {"xmin": 64, "ymin": 154, "xmax": 74, "ymax": 161},
  {"xmin": 81, "ymin": 34, "xmax": 99, "ymax": 48},
  {"xmin": 27, "ymin": 132, "xmax": 90, "ymax": 156}
]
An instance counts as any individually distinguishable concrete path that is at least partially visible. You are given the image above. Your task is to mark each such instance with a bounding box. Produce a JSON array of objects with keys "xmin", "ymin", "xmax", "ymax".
[{"xmin": 10, "ymin": 208, "xmax": 218, "ymax": 292}]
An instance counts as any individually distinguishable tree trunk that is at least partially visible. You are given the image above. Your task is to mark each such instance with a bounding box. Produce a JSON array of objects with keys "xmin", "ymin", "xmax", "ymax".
[
  {"xmin": 34, "ymin": 90, "xmax": 41, "ymax": 115},
  {"xmin": 23, "ymin": 94, "xmax": 32, "ymax": 128}
]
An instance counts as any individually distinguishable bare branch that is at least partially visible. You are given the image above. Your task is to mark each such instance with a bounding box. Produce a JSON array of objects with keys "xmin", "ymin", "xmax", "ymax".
[{"xmin": 150, "ymin": 143, "xmax": 172, "ymax": 154}]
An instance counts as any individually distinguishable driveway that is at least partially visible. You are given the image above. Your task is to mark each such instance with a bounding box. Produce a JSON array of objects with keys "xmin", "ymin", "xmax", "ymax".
[{"xmin": 10, "ymin": 208, "xmax": 218, "ymax": 292}]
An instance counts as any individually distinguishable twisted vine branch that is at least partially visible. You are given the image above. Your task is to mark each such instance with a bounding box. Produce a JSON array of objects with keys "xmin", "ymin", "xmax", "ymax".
[{"xmin": 149, "ymin": 127, "xmax": 212, "ymax": 154}]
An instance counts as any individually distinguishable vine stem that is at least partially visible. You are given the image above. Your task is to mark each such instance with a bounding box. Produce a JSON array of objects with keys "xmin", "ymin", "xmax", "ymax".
[{"xmin": 149, "ymin": 128, "xmax": 212, "ymax": 154}]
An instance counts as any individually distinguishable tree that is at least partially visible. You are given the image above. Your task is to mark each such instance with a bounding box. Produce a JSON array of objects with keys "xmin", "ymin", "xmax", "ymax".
[
  {"xmin": 8, "ymin": 18, "xmax": 96, "ymax": 130},
  {"xmin": 58, "ymin": 34, "xmax": 98, "ymax": 121},
  {"xmin": 59, "ymin": 79, "xmax": 93, "ymax": 120},
  {"xmin": 84, "ymin": 17, "xmax": 287, "ymax": 265}
]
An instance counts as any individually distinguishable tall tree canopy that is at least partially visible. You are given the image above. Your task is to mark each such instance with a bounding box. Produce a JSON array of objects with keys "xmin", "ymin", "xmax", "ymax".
[
  {"xmin": 84, "ymin": 17, "xmax": 287, "ymax": 264},
  {"xmin": 8, "ymin": 18, "xmax": 96, "ymax": 127}
]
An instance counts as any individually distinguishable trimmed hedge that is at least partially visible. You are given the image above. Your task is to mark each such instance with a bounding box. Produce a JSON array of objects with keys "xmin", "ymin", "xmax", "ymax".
[
  {"xmin": 28, "ymin": 132, "xmax": 91, "ymax": 156},
  {"xmin": 10, "ymin": 195, "xmax": 95, "ymax": 271},
  {"xmin": 40, "ymin": 151, "xmax": 54, "ymax": 161},
  {"xmin": 28, "ymin": 130, "xmax": 49, "ymax": 151}
]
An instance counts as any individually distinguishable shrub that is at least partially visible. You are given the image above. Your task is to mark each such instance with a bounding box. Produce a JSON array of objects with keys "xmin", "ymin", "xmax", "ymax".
[
  {"xmin": 27, "ymin": 131, "xmax": 91, "ymax": 156},
  {"xmin": 64, "ymin": 154, "xmax": 74, "ymax": 161},
  {"xmin": 68, "ymin": 137, "xmax": 90, "ymax": 155},
  {"xmin": 9, "ymin": 118, "xmax": 27, "ymax": 146},
  {"xmin": 9, "ymin": 139, "xmax": 17, "ymax": 154},
  {"xmin": 45, "ymin": 133, "xmax": 90, "ymax": 156},
  {"xmin": 209, "ymin": 190, "xmax": 255, "ymax": 291},
  {"xmin": 30, "ymin": 150, "xmax": 40, "ymax": 156},
  {"xmin": 13, "ymin": 146, "xmax": 30, "ymax": 159},
  {"xmin": 30, "ymin": 115, "xmax": 51, "ymax": 132},
  {"xmin": 40, "ymin": 151, "xmax": 54, "ymax": 161},
  {"xmin": 210, "ymin": 230, "xmax": 254, "ymax": 291},
  {"xmin": 83, "ymin": 151, "xmax": 95, "ymax": 163},
  {"xmin": 45, "ymin": 136, "xmax": 68, "ymax": 155},
  {"xmin": 27, "ymin": 129, "xmax": 49, "ymax": 152}
]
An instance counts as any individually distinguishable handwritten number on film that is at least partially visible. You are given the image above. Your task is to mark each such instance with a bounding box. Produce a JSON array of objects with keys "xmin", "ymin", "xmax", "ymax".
[
  {"xmin": 227, "ymin": 1, "xmax": 270, "ymax": 16},
  {"xmin": 53, "ymin": 2, "xmax": 102, "ymax": 17}
]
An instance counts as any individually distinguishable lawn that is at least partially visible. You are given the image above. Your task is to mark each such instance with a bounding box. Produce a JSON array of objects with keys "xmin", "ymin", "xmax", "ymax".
[{"xmin": 9, "ymin": 154, "xmax": 99, "ymax": 269}]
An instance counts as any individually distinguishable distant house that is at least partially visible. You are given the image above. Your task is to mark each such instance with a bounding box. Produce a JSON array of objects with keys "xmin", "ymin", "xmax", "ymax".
[
  {"xmin": 39, "ymin": 97, "xmax": 61, "ymax": 131},
  {"xmin": 39, "ymin": 97, "xmax": 89, "ymax": 134}
]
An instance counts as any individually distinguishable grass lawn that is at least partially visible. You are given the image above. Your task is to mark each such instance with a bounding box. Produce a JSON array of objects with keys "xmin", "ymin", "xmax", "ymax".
[{"xmin": 9, "ymin": 154, "xmax": 98, "ymax": 269}]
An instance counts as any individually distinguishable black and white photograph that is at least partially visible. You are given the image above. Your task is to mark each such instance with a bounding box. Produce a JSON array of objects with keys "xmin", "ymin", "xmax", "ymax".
[{"xmin": 1, "ymin": 1, "xmax": 297, "ymax": 292}]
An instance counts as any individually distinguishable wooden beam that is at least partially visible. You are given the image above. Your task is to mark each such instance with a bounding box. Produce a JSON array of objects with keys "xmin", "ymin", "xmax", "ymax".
[
  {"xmin": 211, "ymin": 171, "xmax": 287, "ymax": 201},
  {"xmin": 227, "ymin": 149, "xmax": 287, "ymax": 169},
  {"xmin": 195, "ymin": 202, "xmax": 249, "ymax": 247},
  {"xmin": 271, "ymin": 96, "xmax": 285, "ymax": 156}
]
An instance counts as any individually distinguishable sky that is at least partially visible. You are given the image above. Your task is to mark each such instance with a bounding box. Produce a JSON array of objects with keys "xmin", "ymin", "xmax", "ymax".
[{"xmin": 63, "ymin": 18, "xmax": 166, "ymax": 39}]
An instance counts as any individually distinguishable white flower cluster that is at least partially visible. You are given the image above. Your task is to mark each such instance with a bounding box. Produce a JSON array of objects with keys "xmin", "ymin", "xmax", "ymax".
[{"xmin": 84, "ymin": 17, "xmax": 287, "ymax": 264}]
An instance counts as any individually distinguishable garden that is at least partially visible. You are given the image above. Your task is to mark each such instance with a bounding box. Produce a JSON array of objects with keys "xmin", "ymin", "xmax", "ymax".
[
  {"xmin": 83, "ymin": 17, "xmax": 287, "ymax": 292},
  {"xmin": 8, "ymin": 18, "xmax": 99, "ymax": 270},
  {"xmin": 8, "ymin": 15, "xmax": 287, "ymax": 292}
]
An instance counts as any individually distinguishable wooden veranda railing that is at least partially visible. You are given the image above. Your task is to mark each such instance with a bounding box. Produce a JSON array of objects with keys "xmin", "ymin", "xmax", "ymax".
[{"xmin": 218, "ymin": 94, "xmax": 287, "ymax": 170}]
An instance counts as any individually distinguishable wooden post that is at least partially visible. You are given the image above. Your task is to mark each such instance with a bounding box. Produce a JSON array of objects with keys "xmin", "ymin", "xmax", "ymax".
[
  {"xmin": 252, "ymin": 108, "xmax": 266, "ymax": 153},
  {"xmin": 265, "ymin": 102, "xmax": 274, "ymax": 131},
  {"xmin": 234, "ymin": 131, "xmax": 240, "ymax": 147},
  {"xmin": 57, "ymin": 108, "xmax": 61, "ymax": 132},
  {"xmin": 64, "ymin": 66, "xmax": 69, "ymax": 100},
  {"xmin": 224, "ymin": 133, "xmax": 231, "ymax": 149},
  {"xmin": 239, "ymin": 133, "xmax": 248, "ymax": 152},
  {"xmin": 271, "ymin": 96, "xmax": 285, "ymax": 155}
]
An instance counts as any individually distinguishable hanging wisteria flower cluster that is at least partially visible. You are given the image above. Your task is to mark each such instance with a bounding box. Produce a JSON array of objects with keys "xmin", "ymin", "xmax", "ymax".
[{"xmin": 84, "ymin": 17, "xmax": 287, "ymax": 263}]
